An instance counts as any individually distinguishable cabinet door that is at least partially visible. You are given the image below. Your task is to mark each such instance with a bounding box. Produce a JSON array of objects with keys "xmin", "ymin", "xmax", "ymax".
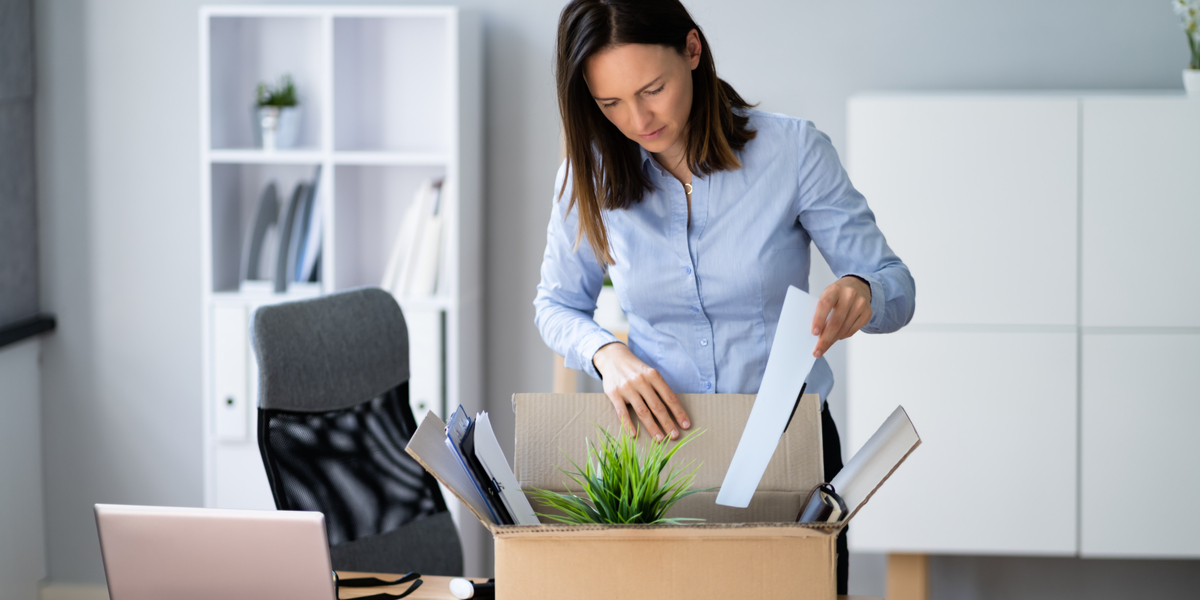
[
  {"xmin": 846, "ymin": 330, "xmax": 1078, "ymax": 555},
  {"xmin": 847, "ymin": 96, "xmax": 1079, "ymax": 326},
  {"xmin": 212, "ymin": 305, "xmax": 249, "ymax": 441},
  {"xmin": 405, "ymin": 306, "xmax": 444, "ymax": 423},
  {"xmin": 1081, "ymin": 98, "xmax": 1200, "ymax": 328},
  {"xmin": 1081, "ymin": 333, "xmax": 1200, "ymax": 557}
]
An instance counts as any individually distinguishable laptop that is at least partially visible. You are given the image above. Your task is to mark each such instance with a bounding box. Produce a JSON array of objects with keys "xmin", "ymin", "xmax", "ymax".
[{"xmin": 94, "ymin": 504, "xmax": 336, "ymax": 600}]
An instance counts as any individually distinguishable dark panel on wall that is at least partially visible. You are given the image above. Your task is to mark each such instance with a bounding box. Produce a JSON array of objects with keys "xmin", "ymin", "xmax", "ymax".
[
  {"xmin": 0, "ymin": 0, "xmax": 38, "ymax": 326},
  {"xmin": 0, "ymin": 0, "xmax": 34, "ymax": 101}
]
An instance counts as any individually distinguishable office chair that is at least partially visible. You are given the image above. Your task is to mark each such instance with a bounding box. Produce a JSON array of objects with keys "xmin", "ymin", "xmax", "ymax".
[{"xmin": 250, "ymin": 287, "xmax": 464, "ymax": 576}]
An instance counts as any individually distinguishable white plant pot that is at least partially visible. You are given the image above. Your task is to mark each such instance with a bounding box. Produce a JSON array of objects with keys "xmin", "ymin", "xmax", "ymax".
[
  {"xmin": 1185, "ymin": 69, "xmax": 1200, "ymax": 97},
  {"xmin": 256, "ymin": 106, "xmax": 302, "ymax": 151}
]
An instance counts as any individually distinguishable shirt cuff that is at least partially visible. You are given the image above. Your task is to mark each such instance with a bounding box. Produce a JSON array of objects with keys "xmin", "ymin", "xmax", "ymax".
[
  {"xmin": 848, "ymin": 272, "xmax": 886, "ymax": 331},
  {"xmin": 566, "ymin": 329, "xmax": 621, "ymax": 380}
]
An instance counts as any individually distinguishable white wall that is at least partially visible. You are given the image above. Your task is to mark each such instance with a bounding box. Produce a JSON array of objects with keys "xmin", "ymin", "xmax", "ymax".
[
  {"xmin": 34, "ymin": 0, "xmax": 1191, "ymax": 595},
  {"xmin": 0, "ymin": 338, "xmax": 47, "ymax": 600}
]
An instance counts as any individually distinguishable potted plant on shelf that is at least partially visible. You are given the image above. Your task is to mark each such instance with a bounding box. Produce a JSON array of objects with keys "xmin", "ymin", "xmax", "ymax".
[
  {"xmin": 1174, "ymin": 0, "xmax": 1200, "ymax": 95},
  {"xmin": 255, "ymin": 74, "xmax": 300, "ymax": 151}
]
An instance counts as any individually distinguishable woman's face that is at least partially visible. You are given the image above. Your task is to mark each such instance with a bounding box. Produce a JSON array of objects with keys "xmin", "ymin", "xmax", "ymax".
[{"xmin": 584, "ymin": 30, "xmax": 702, "ymax": 160}]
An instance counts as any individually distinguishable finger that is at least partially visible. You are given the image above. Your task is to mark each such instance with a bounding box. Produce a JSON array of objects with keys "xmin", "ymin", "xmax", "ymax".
[
  {"xmin": 632, "ymin": 377, "xmax": 677, "ymax": 441},
  {"xmin": 814, "ymin": 304, "xmax": 845, "ymax": 358},
  {"xmin": 811, "ymin": 288, "xmax": 838, "ymax": 336},
  {"xmin": 837, "ymin": 302, "xmax": 867, "ymax": 340},
  {"xmin": 608, "ymin": 395, "xmax": 635, "ymax": 436},
  {"xmin": 624, "ymin": 392, "xmax": 664, "ymax": 442},
  {"xmin": 649, "ymin": 372, "xmax": 690, "ymax": 430},
  {"xmin": 844, "ymin": 302, "xmax": 871, "ymax": 339}
]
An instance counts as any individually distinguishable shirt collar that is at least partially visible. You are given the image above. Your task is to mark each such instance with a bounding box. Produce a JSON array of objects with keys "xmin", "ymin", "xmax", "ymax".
[{"xmin": 638, "ymin": 145, "xmax": 668, "ymax": 177}]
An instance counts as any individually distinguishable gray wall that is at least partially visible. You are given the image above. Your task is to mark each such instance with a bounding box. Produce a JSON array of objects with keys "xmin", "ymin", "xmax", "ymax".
[
  {"xmin": 1, "ymin": 0, "xmax": 38, "ymax": 325},
  {"xmin": 0, "ymin": 339, "xmax": 47, "ymax": 600},
  {"xmin": 34, "ymin": 0, "xmax": 1195, "ymax": 596}
]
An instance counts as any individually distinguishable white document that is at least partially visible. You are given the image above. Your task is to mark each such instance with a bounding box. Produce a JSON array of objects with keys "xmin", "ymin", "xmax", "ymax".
[
  {"xmin": 404, "ymin": 412, "xmax": 495, "ymax": 525},
  {"xmin": 474, "ymin": 413, "xmax": 540, "ymax": 525},
  {"xmin": 716, "ymin": 285, "xmax": 821, "ymax": 507},
  {"xmin": 831, "ymin": 405, "xmax": 920, "ymax": 520}
]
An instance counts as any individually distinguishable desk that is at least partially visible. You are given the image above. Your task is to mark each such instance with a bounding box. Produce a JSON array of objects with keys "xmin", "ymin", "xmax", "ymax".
[{"xmin": 336, "ymin": 572, "xmax": 881, "ymax": 600}]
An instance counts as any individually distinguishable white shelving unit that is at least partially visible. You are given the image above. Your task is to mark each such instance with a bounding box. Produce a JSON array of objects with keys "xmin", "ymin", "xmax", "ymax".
[{"xmin": 198, "ymin": 5, "xmax": 481, "ymax": 520}]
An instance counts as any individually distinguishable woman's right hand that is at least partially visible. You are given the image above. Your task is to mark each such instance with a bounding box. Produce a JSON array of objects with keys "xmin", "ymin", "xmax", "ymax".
[{"xmin": 592, "ymin": 342, "xmax": 691, "ymax": 441}]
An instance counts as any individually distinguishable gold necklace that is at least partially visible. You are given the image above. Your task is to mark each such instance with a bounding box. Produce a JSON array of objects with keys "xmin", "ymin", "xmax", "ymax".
[{"xmin": 684, "ymin": 182, "xmax": 693, "ymax": 196}]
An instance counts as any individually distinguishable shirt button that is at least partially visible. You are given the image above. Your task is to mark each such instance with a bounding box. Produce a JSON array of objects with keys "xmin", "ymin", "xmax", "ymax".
[
  {"xmin": 685, "ymin": 267, "xmax": 693, "ymax": 275},
  {"xmin": 691, "ymin": 306, "xmax": 699, "ymax": 313},
  {"xmin": 705, "ymin": 381, "xmax": 712, "ymax": 390},
  {"xmin": 700, "ymin": 339, "xmax": 709, "ymax": 347}
]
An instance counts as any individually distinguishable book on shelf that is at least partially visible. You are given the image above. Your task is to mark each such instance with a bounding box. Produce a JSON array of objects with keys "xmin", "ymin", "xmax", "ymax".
[{"xmin": 381, "ymin": 178, "xmax": 444, "ymax": 300}]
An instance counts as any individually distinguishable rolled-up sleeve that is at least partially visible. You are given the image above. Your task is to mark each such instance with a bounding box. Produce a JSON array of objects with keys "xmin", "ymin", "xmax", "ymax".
[
  {"xmin": 533, "ymin": 160, "xmax": 620, "ymax": 380},
  {"xmin": 795, "ymin": 121, "xmax": 916, "ymax": 333}
]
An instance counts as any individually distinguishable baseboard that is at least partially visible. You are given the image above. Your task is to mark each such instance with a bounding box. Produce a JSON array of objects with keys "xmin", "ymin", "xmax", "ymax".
[{"xmin": 39, "ymin": 582, "xmax": 109, "ymax": 600}]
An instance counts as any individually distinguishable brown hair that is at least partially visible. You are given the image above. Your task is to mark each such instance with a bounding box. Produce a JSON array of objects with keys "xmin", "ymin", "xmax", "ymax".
[{"xmin": 556, "ymin": 0, "xmax": 756, "ymax": 265}]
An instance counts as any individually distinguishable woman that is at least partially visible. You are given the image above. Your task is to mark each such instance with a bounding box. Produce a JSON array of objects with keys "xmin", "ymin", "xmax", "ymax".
[{"xmin": 533, "ymin": 0, "xmax": 915, "ymax": 592}]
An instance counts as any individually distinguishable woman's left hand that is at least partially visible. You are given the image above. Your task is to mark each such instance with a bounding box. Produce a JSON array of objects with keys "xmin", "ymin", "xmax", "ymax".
[{"xmin": 811, "ymin": 276, "xmax": 872, "ymax": 358}]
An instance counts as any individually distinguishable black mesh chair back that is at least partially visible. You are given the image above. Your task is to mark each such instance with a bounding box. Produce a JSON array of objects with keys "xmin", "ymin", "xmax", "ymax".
[{"xmin": 249, "ymin": 287, "xmax": 463, "ymax": 575}]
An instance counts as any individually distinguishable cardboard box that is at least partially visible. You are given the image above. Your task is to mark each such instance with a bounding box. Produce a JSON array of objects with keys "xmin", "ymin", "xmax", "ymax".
[{"xmin": 408, "ymin": 392, "xmax": 905, "ymax": 600}]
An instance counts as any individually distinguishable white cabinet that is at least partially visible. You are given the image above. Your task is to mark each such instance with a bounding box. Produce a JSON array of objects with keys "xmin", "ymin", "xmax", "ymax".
[
  {"xmin": 1080, "ymin": 97, "xmax": 1200, "ymax": 328},
  {"xmin": 1080, "ymin": 333, "xmax": 1200, "ymax": 558},
  {"xmin": 846, "ymin": 330, "xmax": 1078, "ymax": 555},
  {"xmin": 847, "ymin": 96, "xmax": 1079, "ymax": 327},
  {"xmin": 846, "ymin": 93, "xmax": 1199, "ymax": 560}
]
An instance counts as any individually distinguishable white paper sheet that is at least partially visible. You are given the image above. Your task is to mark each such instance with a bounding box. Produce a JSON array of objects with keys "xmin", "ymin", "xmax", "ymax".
[
  {"xmin": 830, "ymin": 405, "xmax": 920, "ymax": 519},
  {"xmin": 716, "ymin": 286, "xmax": 821, "ymax": 508}
]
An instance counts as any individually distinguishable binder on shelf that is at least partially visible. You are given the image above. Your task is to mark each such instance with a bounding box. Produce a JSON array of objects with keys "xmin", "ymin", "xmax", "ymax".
[
  {"xmin": 297, "ymin": 167, "xmax": 323, "ymax": 283},
  {"xmin": 240, "ymin": 182, "xmax": 280, "ymax": 284},
  {"xmin": 274, "ymin": 183, "xmax": 307, "ymax": 293}
]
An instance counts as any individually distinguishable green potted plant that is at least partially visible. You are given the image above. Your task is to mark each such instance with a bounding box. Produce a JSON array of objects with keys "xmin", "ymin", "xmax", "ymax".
[
  {"xmin": 1173, "ymin": 0, "xmax": 1200, "ymax": 94},
  {"xmin": 255, "ymin": 74, "xmax": 300, "ymax": 150},
  {"xmin": 530, "ymin": 426, "xmax": 709, "ymax": 525}
]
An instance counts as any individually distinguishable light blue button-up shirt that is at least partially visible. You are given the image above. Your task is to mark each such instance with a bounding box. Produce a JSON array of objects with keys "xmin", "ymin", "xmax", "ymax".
[{"xmin": 534, "ymin": 110, "xmax": 915, "ymax": 401}]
